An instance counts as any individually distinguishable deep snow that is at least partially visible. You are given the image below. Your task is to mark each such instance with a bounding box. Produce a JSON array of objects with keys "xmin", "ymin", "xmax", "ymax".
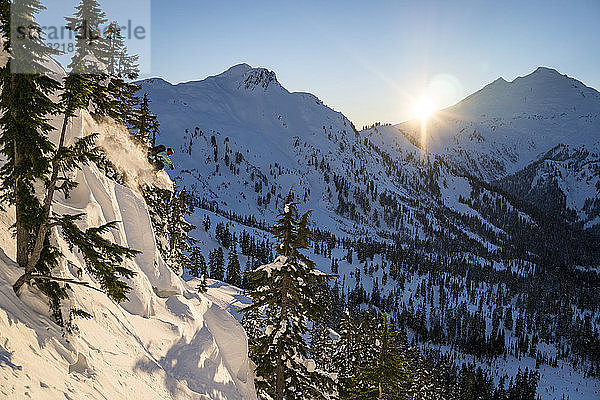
[{"xmin": 0, "ymin": 105, "xmax": 256, "ymax": 399}]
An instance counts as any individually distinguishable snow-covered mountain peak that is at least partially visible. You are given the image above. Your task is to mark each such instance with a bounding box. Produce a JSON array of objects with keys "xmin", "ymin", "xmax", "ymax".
[
  {"xmin": 448, "ymin": 66, "xmax": 600, "ymax": 121},
  {"xmin": 531, "ymin": 66, "xmax": 561, "ymax": 76},
  {"xmin": 136, "ymin": 63, "xmax": 357, "ymax": 222},
  {"xmin": 201, "ymin": 63, "xmax": 282, "ymax": 92},
  {"xmin": 138, "ymin": 64, "xmax": 283, "ymax": 94},
  {"xmin": 220, "ymin": 62, "xmax": 253, "ymax": 76},
  {"xmin": 487, "ymin": 76, "xmax": 509, "ymax": 87},
  {"xmin": 138, "ymin": 76, "xmax": 172, "ymax": 88},
  {"xmin": 239, "ymin": 67, "xmax": 280, "ymax": 91}
]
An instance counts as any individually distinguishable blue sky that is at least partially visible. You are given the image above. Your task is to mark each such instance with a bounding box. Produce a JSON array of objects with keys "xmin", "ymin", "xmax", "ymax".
[{"xmin": 45, "ymin": 0, "xmax": 600, "ymax": 126}]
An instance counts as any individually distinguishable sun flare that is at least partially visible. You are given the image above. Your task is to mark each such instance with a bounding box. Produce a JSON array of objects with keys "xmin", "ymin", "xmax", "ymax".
[{"xmin": 414, "ymin": 96, "xmax": 435, "ymax": 121}]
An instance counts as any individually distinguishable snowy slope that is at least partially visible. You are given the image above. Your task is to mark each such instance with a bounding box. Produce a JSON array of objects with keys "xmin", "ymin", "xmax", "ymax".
[
  {"xmin": 496, "ymin": 143, "xmax": 600, "ymax": 229},
  {"xmin": 138, "ymin": 64, "xmax": 364, "ymax": 231},
  {"xmin": 0, "ymin": 106, "xmax": 256, "ymax": 399}
]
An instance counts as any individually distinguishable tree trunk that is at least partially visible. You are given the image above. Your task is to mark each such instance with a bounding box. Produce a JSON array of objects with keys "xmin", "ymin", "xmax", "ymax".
[
  {"xmin": 14, "ymin": 133, "xmax": 28, "ymax": 270},
  {"xmin": 276, "ymin": 357, "xmax": 285, "ymax": 400},
  {"xmin": 13, "ymin": 112, "xmax": 71, "ymax": 295},
  {"xmin": 276, "ymin": 259, "xmax": 291, "ymax": 400},
  {"xmin": 12, "ymin": 75, "xmax": 29, "ymax": 272}
]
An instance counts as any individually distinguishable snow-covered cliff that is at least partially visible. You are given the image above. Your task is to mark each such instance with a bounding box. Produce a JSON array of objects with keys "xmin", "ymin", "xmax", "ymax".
[{"xmin": 0, "ymin": 104, "xmax": 256, "ymax": 399}]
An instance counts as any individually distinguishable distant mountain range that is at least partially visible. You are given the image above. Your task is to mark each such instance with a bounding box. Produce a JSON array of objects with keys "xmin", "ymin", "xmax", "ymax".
[{"xmin": 138, "ymin": 64, "xmax": 599, "ymax": 234}]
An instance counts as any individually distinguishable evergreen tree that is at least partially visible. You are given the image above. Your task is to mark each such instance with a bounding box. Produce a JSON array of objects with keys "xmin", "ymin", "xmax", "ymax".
[
  {"xmin": 226, "ymin": 251, "xmax": 242, "ymax": 287},
  {"xmin": 130, "ymin": 92, "xmax": 159, "ymax": 146},
  {"xmin": 167, "ymin": 187, "xmax": 196, "ymax": 273},
  {"xmin": 333, "ymin": 310, "xmax": 359, "ymax": 398},
  {"xmin": 329, "ymin": 280, "xmax": 345, "ymax": 329},
  {"xmin": 453, "ymin": 365, "xmax": 493, "ymax": 400},
  {"xmin": 101, "ymin": 20, "xmax": 140, "ymax": 126},
  {"xmin": 309, "ymin": 321, "xmax": 336, "ymax": 373},
  {"xmin": 142, "ymin": 185, "xmax": 172, "ymax": 263},
  {"xmin": 243, "ymin": 190, "xmax": 334, "ymax": 400},
  {"xmin": 409, "ymin": 357, "xmax": 446, "ymax": 400},
  {"xmin": 64, "ymin": 0, "xmax": 109, "ymax": 73},
  {"xmin": 334, "ymin": 310, "xmax": 379, "ymax": 399},
  {"xmin": 104, "ymin": 20, "xmax": 139, "ymax": 79},
  {"xmin": 189, "ymin": 246, "xmax": 207, "ymax": 293},
  {"xmin": 241, "ymin": 257, "xmax": 253, "ymax": 289},
  {"xmin": 143, "ymin": 185, "xmax": 196, "ymax": 275},
  {"xmin": 0, "ymin": 0, "xmax": 61, "ymax": 280},
  {"xmin": 242, "ymin": 302, "xmax": 265, "ymax": 362},
  {"xmin": 310, "ymin": 283, "xmax": 335, "ymax": 373},
  {"xmin": 209, "ymin": 247, "xmax": 225, "ymax": 281},
  {"xmin": 0, "ymin": 0, "xmax": 138, "ymax": 327},
  {"xmin": 354, "ymin": 312, "xmax": 380, "ymax": 369},
  {"xmin": 505, "ymin": 368, "xmax": 538, "ymax": 400},
  {"xmin": 63, "ymin": 0, "xmax": 121, "ymax": 120},
  {"xmin": 348, "ymin": 315, "xmax": 413, "ymax": 400}
]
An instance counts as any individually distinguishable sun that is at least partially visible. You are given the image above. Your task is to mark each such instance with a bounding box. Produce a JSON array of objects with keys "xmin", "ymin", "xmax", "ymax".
[{"xmin": 413, "ymin": 96, "xmax": 436, "ymax": 121}]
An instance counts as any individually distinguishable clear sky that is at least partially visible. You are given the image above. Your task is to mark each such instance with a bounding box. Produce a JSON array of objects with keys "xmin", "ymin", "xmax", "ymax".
[{"xmin": 45, "ymin": 0, "xmax": 600, "ymax": 126}]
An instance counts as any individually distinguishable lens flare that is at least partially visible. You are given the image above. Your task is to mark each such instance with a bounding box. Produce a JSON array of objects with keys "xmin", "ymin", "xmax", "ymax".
[
  {"xmin": 414, "ymin": 97, "xmax": 435, "ymax": 121},
  {"xmin": 413, "ymin": 96, "xmax": 435, "ymax": 153}
]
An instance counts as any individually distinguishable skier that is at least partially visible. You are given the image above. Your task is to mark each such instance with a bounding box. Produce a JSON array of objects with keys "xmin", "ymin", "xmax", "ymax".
[{"xmin": 148, "ymin": 145, "xmax": 174, "ymax": 170}]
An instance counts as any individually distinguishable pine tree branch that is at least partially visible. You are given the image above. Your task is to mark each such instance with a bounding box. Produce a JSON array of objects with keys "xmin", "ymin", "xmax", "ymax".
[{"xmin": 30, "ymin": 274, "xmax": 105, "ymax": 294}]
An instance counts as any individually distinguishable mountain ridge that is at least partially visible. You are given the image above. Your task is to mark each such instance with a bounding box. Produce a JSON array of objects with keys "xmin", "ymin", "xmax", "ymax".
[{"xmin": 388, "ymin": 66, "xmax": 599, "ymax": 227}]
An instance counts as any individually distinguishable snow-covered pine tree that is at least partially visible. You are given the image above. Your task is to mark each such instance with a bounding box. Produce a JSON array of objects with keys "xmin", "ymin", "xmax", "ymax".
[
  {"xmin": 189, "ymin": 246, "xmax": 208, "ymax": 292},
  {"xmin": 408, "ymin": 357, "xmax": 446, "ymax": 400},
  {"xmin": 333, "ymin": 310, "xmax": 378, "ymax": 399},
  {"xmin": 333, "ymin": 309, "xmax": 356, "ymax": 397},
  {"xmin": 226, "ymin": 251, "xmax": 242, "ymax": 287},
  {"xmin": 347, "ymin": 315, "xmax": 413, "ymax": 400},
  {"xmin": 309, "ymin": 321, "xmax": 335, "ymax": 373},
  {"xmin": 142, "ymin": 185, "xmax": 172, "ymax": 263},
  {"xmin": 242, "ymin": 302, "xmax": 265, "ymax": 362},
  {"xmin": 209, "ymin": 247, "xmax": 225, "ymax": 281},
  {"xmin": 167, "ymin": 187, "xmax": 196, "ymax": 274},
  {"xmin": 243, "ymin": 190, "xmax": 334, "ymax": 400},
  {"xmin": 310, "ymin": 283, "xmax": 335, "ymax": 373},
  {"xmin": 143, "ymin": 184, "xmax": 197, "ymax": 275},
  {"xmin": 354, "ymin": 312, "xmax": 380, "ymax": 368},
  {"xmin": 102, "ymin": 20, "xmax": 140, "ymax": 127},
  {"xmin": 0, "ymin": 0, "xmax": 138, "ymax": 326}
]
